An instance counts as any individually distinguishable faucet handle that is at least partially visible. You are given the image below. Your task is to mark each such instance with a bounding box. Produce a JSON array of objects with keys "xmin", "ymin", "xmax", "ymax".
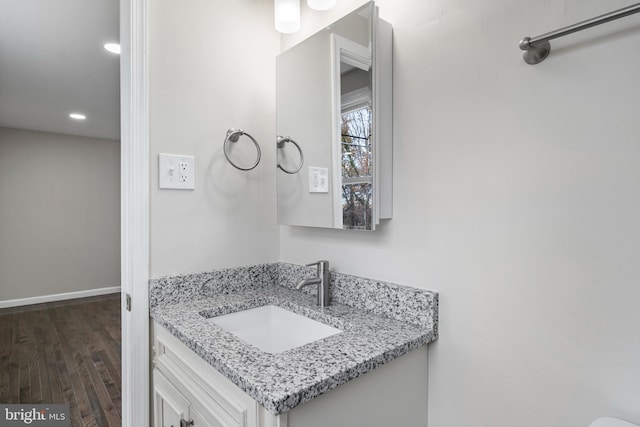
[{"xmin": 305, "ymin": 260, "xmax": 329, "ymax": 272}]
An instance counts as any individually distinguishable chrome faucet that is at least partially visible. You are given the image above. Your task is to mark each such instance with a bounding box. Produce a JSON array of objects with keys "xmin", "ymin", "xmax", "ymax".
[{"xmin": 296, "ymin": 260, "xmax": 330, "ymax": 307}]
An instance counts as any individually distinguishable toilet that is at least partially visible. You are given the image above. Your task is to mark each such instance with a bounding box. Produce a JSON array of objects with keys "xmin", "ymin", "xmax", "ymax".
[{"xmin": 590, "ymin": 417, "xmax": 640, "ymax": 427}]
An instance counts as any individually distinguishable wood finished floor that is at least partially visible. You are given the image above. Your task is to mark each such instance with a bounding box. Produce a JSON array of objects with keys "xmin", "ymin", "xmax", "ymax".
[{"xmin": 0, "ymin": 294, "xmax": 121, "ymax": 427}]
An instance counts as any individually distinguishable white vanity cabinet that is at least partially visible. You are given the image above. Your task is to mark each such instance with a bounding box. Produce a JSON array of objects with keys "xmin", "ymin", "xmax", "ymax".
[
  {"xmin": 154, "ymin": 369, "xmax": 247, "ymax": 427},
  {"xmin": 152, "ymin": 321, "xmax": 429, "ymax": 427},
  {"xmin": 153, "ymin": 370, "xmax": 188, "ymax": 427},
  {"xmin": 152, "ymin": 322, "xmax": 281, "ymax": 427}
]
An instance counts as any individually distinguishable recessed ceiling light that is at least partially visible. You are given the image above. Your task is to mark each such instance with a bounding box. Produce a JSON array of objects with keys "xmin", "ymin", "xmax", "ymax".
[
  {"xmin": 69, "ymin": 113, "xmax": 86, "ymax": 120},
  {"xmin": 104, "ymin": 43, "xmax": 121, "ymax": 55}
]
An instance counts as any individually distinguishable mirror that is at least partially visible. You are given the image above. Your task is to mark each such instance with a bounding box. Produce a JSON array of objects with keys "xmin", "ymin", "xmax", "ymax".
[{"xmin": 276, "ymin": 1, "xmax": 392, "ymax": 230}]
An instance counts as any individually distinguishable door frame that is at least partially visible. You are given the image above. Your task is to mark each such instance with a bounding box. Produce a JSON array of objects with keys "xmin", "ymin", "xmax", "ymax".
[{"xmin": 120, "ymin": 0, "xmax": 150, "ymax": 425}]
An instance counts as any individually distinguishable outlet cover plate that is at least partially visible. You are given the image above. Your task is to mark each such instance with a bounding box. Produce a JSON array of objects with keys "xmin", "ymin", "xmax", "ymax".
[
  {"xmin": 308, "ymin": 166, "xmax": 329, "ymax": 193},
  {"xmin": 159, "ymin": 153, "xmax": 195, "ymax": 190}
]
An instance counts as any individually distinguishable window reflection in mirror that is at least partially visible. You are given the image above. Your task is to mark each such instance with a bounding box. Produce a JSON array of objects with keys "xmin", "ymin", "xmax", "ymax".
[
  {"xmin": 332, "ymin": 32, "xmax": 372, "ymax": 230},
  {"xmin": 341, "ymin": 102, "xmax": 372, "ymax": 229}
]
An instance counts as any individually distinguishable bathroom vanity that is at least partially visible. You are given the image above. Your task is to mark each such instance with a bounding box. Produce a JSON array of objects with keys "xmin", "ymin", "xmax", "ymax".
[
  {"xmin": 150, "ymin": 263, "xmax": 438, "ymax": 427},
  {"xmin": 152, "ymin": 320, "xmax": 429, "ymax": 427}
]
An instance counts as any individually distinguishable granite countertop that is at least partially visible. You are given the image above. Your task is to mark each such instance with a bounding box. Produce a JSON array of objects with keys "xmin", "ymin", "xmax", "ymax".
[{"xmin": 151, "ymin": 285, "xmax": 437, "ymax": 415}]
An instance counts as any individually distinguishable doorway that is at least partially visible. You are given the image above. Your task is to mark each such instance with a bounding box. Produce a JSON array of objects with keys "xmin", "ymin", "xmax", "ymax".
[{"xmin": 0, "ymin": 0, "xmax": 123, "ymax": 425}]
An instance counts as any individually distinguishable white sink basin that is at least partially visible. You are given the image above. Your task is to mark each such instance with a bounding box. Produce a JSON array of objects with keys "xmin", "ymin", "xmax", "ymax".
[{"xmin": 207, "ymin": 305, "xmax": 342, "ymax": 354}]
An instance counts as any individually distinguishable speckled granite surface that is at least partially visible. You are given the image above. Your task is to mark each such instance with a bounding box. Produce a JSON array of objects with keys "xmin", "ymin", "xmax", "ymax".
[
  {"xmin": 149, "ymin": 263, "xmax": 278, "ymax": 308},
  {"xmin": 274, "ymin": 262, "xmax": 438, "ymax": 329},
  {"xmin": 151, "ymin": 262, "xmax": 438, "ymax": 329},
  {"xmin": 150, "ymin": 262, "xmax": 439, "ymax": 415}
]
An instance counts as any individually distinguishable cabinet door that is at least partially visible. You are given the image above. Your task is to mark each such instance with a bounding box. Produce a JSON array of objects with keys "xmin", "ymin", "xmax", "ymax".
[
  {"xmin": 190, "ymin": 403, "xmax": 226, "ymax": 427},
  {"xmin": 154, "ymin": 370, "xmax": 190, "ymax": 427},
  {"xmin": 154, "ymin": 322, "xmax": 286, "ymax": 427}
]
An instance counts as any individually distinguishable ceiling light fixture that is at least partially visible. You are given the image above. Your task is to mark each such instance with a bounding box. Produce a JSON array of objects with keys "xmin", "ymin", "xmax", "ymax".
[
  {"xmin": 307, "ymin": 0, "xmax": 336, "ymax": 11},
  {"xmin": 274, "ymin": 0, "xmax": 300, "ymax": 33},
  {"xmin": 69, "ymin": 113, "xmax": 86, "ymax": 120},
  {"xmin": 274, "ymin": 0, "xmax": 336, "ymax": 33},
  {"xmin": 104, "ymin": 43, "xmax": 121, "ymax": 55}
]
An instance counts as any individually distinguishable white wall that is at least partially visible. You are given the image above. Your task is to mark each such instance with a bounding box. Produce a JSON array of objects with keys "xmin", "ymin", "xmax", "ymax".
[
  {"xmin": 280, "ymin": 0, "xmax": 640, "ymax": 426},
  {"xmin": 0, "ymin": 127, "xmax": 120, "ymax": 302},
  {"xmin": 148, "ymin": 0, "xmax": 280, "ymax": 277}
]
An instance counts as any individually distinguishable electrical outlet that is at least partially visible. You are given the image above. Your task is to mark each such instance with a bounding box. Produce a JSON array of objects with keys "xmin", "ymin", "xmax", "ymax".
[
  {"xmin": 159, "ymin": 154, "xmax": 195, "ymax": 190},
  {"xmin": 179, "ymin": 161, "xmax": 189, "ymax": 183}
]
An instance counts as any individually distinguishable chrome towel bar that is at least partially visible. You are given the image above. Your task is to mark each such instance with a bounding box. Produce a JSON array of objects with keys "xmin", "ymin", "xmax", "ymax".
[
  {"xmin": 276, "ymin": 135, "xmax": 304, "ymax": 174},
  {"xmin": 519, "ymin": 2, "xmax": 640, "ymax": 64},
  {"xmin": 223, "ymin": 128, "xmax": 261, "ymax": 171}
]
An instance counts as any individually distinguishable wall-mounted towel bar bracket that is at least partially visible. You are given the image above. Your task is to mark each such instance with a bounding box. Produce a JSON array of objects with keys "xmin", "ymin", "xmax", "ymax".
[
  {"xmin": 276, "ymin": 135, "xmax": 304, "ymax": 174},
  {"xmin": 223, "ymin": 128, "xmax": 261, "ymax": 171},
  {"xmin": 520, "ymin": 2, "xmax": 640, "ymax": 65}
]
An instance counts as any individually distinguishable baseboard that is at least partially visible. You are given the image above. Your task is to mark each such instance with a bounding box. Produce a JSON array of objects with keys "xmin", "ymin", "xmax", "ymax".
[{"xmin": 0, "ymin": 286, "xmax": 121, "ymax": 309}]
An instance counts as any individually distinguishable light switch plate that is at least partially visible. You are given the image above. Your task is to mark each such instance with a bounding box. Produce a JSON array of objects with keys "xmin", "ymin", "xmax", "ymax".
[
  {"xmin": 308, "ymin": 167, "xmax": 329, "ymax": 193},
  {"xmin": 159, "ymin": 153, "xmax": 195, "ymax": 190}
]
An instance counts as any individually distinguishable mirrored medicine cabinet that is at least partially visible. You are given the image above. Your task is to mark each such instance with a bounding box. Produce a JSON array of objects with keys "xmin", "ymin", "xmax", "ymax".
[{"xmin": 276, "ymin": 1, "xmax": 392, "ymax": 231}]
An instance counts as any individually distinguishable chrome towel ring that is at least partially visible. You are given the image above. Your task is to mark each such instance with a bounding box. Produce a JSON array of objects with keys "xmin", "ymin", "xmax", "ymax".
[
  {"xmin": 223, "ymin": 128, "xmax": 261, "ymax": 171},
  {"xmin": 276, "ymin": 135, "xmax": 304, "ymax": 174}
]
